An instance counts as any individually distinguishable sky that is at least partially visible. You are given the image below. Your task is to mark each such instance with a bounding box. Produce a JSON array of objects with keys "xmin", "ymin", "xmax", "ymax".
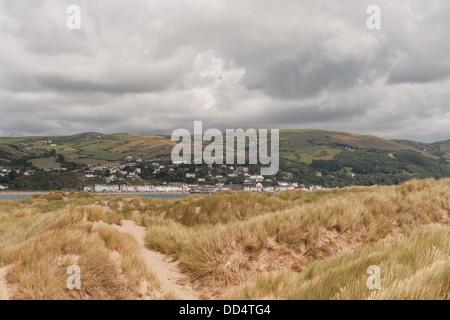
[{"xmin": 0, "ymin": 0, "xmax": 449, "ymax": 142}]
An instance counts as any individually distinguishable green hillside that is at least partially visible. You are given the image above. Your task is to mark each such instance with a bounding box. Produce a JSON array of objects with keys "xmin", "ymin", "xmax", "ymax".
[
  {"xmin": 282, "ymin": 129, "xmax": 411, "ymax": 150},
  {"xmin": 0, "ymin": 144, "xmax": 29, "ymax": 165},
  {"xmin": 0, "ymin": 133, "xmax": 176, "ymax": 167},
  {"xmin": 437, "ymin": 140, "xmax": 450, "ymax": 160},
  {"xmin": 392, "ymin": 139, "xmax": 450, "ymax": 160},
  {"xmin": 280, "ymin": 130, "xmax": 437, "ymax": 164},
  {"xmin": 0, "ymin": 129, "xmax": 442, "ymax": 168}
]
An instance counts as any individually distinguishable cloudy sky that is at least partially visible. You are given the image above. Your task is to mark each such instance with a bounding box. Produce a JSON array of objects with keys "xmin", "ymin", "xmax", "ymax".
[{"xmin": 1, "ymin": 0, "xmax": 449, "ymax": 142}]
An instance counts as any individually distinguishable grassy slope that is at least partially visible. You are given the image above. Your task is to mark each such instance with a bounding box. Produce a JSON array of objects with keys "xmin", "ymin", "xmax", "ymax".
[
  {"xmin": 0, "ymin": 130, "xmax": 441, "ymax": 167},
  {"xmin": 0, "ymin": 193, "xmax": 162, "ymax": 299},
  {"xmin": 0, "ymin": 144, "xmax": 28, "ymax": 165},
  {"xmin": 393, "ymin": 138, "xmax": 450, "ymax": 161},
  {"xmin": 280, "ymin": 130, "xmax": 438, "ymax": 164},
  {"xmin": 1, "ymin": 178, "xmax": 449, "ymax": 299},
  {"xmin": 436, "ymin": 139, "xmax": 450, "ymax": 160},
  {"xmin": 0, "ymin": 133, "xmax": 176, "ymax": 167},
  {"xmin": 281, "ymin": 130, "xmax": 411, "ymax": 150},
  {"xmin": 227, "ymin": 224, "xmax": 450, "ymax": 300},
  {"xmin": 30, "ymin": 157, "xmax": 61, "ymax": 169}
]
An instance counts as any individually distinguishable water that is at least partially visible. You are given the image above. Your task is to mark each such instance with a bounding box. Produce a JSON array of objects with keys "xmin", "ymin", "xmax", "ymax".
[
  {"xmin": 0, "ymin": 193, "xmax": 195, "ymax": 202},
  {"xmin": 0, "ymin": 194, "xmax": 32, "ymax": 202},
  {"xmin": 104, "ymin": 193, "xmax": 194, "ymax": 199}
]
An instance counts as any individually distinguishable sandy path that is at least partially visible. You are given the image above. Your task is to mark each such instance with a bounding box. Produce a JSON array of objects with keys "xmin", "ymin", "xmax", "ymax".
[
  {"xmin": 0, "ymin": 266, "xmax": 11, "ymax": 300},
  {"xmin": 109, "ymin": 220, "xmax": 200, "ymax": 300}
]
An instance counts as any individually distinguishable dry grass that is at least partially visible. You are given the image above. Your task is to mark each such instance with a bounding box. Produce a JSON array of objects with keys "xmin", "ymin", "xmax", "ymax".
[
  {"xmin": 226, "ymin": 224, "xmax": 450, "ymax": 300},
  {"xmin": 138, "ymin": 178, "xmax": 450, "ymax": 297},
  {"xmin": 0, "ymin": 198, "xmax": 160, "ymax": 299},
  {"xmin": 0, "ymin": 178, "xmax": 449, "ymax": 299}
]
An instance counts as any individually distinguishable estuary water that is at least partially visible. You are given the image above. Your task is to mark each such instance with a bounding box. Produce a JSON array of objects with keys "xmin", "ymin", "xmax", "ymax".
[{"xmin": 0, "ymin": 193, "xmax": 194, "ymax": 202}]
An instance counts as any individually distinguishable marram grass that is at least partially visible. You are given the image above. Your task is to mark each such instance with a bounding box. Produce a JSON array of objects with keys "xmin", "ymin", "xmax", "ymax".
[{"xmin": 0, "ymin": 178, "xmax": 449, "ymax": 299}]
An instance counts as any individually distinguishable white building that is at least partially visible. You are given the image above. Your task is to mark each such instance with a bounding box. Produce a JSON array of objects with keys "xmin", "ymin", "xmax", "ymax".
[{"xmin": 94, "ymin": 184, "xmax": 120, "ymax": 193}]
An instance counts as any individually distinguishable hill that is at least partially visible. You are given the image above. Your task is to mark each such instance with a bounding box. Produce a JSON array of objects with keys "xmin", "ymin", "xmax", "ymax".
[
  {"xmin": 281, "ymin": 129, "xmax": 412, "ymax": 155},
  {"xmin": 0, "ymin": 178, "xmax": 449, "ymax": 299},
  {"xmin": 277, "ymin": 130, "xmax": 449, "ymax": 186},
  {"xmin": 0, "ymin": 130, "xmax": 444, "ymax": 166},
  {"xmin": 393, "ymin": 138, "xmax": 450, "ymax": 161},
  {"xmin": 0, "ymin": 133, "xmax": 176, "ymax": 167},
  {"xmin": 0, "ymin": 144, "xmax": 28, "ymax": 166},
  {"xmin": 280, "ymin": 129, "xmax": 440, "ymax": 162},
  {"xmin": 0, "ymin": 130, "xmax": 449, "ymax": 189}
]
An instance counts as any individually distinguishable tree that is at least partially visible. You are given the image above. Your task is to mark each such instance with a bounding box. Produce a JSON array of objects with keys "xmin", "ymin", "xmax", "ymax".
[{"xmin": 8, "ymin": 170, "xmax": 18, "ymax": 180}]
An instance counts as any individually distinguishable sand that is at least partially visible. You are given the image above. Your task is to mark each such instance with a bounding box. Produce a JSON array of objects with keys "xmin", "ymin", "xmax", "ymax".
[
  {"xmin": 0, "ymin": 266, "xmax": 11, "ymax": 300},
  {"xmin": 105, "ymin": 220, "xmax": 200, "ymax": 300}
]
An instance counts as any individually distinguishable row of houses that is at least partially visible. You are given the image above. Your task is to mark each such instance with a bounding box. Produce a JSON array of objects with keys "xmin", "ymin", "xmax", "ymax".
[{"xmin": 86, "ymin": 184, "xmax": 189, "ymax": 193}]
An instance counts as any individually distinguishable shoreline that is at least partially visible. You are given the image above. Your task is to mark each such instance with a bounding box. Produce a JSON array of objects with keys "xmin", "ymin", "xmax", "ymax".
[
  {"xmin": 0, "ymin": 191, "xmax": 194, "ymax": 196},
  {"xmin": 0, "ymin": 191, "xmax": 54, "ymax": 195},
  {"xmin": 96, "ymin": 192, "xmax": 192, "ymax": 195}
]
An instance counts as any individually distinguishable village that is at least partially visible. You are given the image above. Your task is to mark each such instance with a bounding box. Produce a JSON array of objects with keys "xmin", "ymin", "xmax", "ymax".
[
  {"xmin": 82, "ymin": 156, "xmax": 327, "ymax": 194},
  {"xmin": 0, "ymin": 155, "xmax": 330, "ymax": 193}
]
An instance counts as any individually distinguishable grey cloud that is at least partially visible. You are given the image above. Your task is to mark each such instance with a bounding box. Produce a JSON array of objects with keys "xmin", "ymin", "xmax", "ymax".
[
  {"xmin": 0, "ymin": 0, "xmax": 450, "ymax": 142},
  {"xmin": 388, "ymin": 55, "xmax": 450, "ymax": 84},
  {"xmin": 243, "ymin": 51, "xmax": 378, "ymax": 99}
]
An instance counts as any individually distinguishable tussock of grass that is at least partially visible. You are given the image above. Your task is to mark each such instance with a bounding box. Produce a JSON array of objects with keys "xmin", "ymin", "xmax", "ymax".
[
  {"xmin": 7, "ymin": 226, "xmax": 128, "ymax": 299},
  {"xmin": 43, "ymin": 192, "xmax": 65, "ymax": 201},
  {"xmin": 68, "ymin": 191, "xmax": 94, "ymax": 199},
  {"xmin": 95, "ymin": 224, "xmax": 160, "ymax": 297},
  {"xmin": 0, "ymin": 200, "xmax": 159, "ymax": 299},
  {"xmin": 226, "ymin": 224, "xmax": 450, "ymax": 300}
]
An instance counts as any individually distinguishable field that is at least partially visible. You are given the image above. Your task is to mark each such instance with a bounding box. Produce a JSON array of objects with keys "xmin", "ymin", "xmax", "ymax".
[
  {"xmin": 0, "ymin": 178, "xmax": 449, "ymax": 300},
  {"xmin": 30, "ymin": 157, "xmax": 61, "ymax": 169}
]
